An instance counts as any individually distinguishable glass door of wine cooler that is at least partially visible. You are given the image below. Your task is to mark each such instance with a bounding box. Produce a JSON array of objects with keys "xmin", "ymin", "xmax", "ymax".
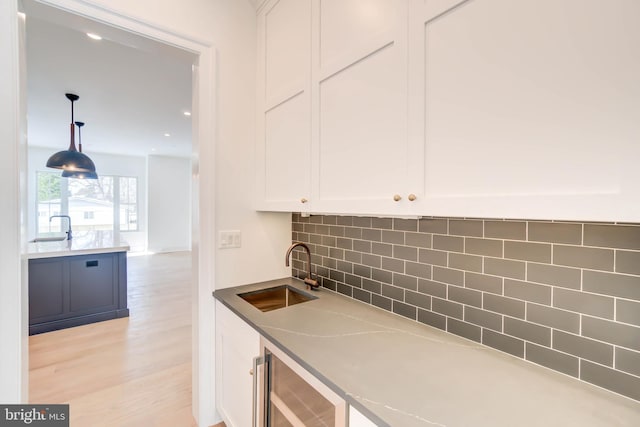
[{"xmin": 258, "ymin": 339, "xmax": 346, "ymax": 427}]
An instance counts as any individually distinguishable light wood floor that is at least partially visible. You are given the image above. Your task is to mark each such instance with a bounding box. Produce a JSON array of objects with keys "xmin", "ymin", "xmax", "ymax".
[{"xmin": 29, "ymin": 251, "xmax": 201, "ymax": 427}]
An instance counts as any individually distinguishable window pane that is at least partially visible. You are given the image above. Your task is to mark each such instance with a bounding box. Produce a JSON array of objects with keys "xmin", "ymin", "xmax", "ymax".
[
  {"xmin": 68, "ymin": 176, "xmax": 114, "ymax": 231},
  {"xmin": 119, "ymin": 177, "xmax": 138, "ymax": 231},
  {"xmin": 35, "ymin": 172, "xmax": 139, "ymax": 237},
  {"xmin": 36, "ymin": 172, "xmax": 62, "ymax": 233}
]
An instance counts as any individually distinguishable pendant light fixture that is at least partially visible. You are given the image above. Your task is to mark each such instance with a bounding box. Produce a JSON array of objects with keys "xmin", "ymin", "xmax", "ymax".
[
  {"xmin": 61, "ymin": 122, "xmax": 98, "ymax": 179},
  {"xmin": 46, "ymin": 93, "xmax": 97, "ymax": 174}
]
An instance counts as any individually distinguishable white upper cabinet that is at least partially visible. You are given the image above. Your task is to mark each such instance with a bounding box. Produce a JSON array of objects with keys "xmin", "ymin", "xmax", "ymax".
[
  {"xmin": 408, "ymin": 0, "xmax": 640, "ymax": 221},
  {"xmin": 257, "ymin": 0, "xmax": 640, "ymax": 221},
  {"xmin": 256, "ymin": 0, "xmax": 312, "ymax": 212},
  {"xmin": 313, "ymin": 0, "xmax": 418, "ymax": 214}
]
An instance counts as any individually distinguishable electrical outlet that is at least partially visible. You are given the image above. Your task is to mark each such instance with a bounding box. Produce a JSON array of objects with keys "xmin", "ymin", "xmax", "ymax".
[{"xmin": 219, "ymin": 230, "xmax": 241, "ymax": 249}]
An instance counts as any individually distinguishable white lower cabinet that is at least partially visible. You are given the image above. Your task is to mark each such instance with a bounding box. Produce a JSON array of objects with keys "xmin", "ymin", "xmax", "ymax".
[
  {"xmin": 349, "ymin": 406, "xmax": 378, "ymax": 427},
  {"xmin": 215, "ymin": 301, "xmax": 260, "ymax": 427}
]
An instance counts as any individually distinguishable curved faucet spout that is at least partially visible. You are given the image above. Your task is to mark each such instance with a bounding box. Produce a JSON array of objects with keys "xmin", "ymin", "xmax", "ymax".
[
  {"xmin": 285, "ymin": 242, "xmax": 320, "ymax": 290},
  {"xmin": 50, "ymin": 215, "xmax": 72, "ymax": 240}
]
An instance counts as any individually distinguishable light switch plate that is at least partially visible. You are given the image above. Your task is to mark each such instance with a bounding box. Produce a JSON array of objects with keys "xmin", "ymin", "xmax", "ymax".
[{"xmin": 219, "ymin": 230, "xmax": 241, "ymax": 249}]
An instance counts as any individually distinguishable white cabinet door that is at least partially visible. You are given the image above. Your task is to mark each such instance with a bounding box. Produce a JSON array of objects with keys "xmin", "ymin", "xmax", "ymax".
[
  {"xmin": 349, "ymin": 405, "xmax": 378, "ymax": 427},
  {"xmin": 256, "ymin": 0, "xmax": 313, "ymax": 212},
  {"xmin": 408, "ymin": 0, "xmax": 640, "ymax": 221},
  {"xmin": 312, "ymin": 0, "xmax": 420, "ymax": 215},
  {"xmin": 215, "ymin": 301, "xmax": 260, "ymax": 427}
]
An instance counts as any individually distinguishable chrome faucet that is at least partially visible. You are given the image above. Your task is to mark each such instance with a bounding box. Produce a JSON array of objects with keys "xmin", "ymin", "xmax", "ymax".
[
  {"xmin": 285, "ymin": 242, "xmax": 320, "ymax": 290},
  {"xmin": 50, "ymin": 215, "xmax": 72, "ymax": 240}
]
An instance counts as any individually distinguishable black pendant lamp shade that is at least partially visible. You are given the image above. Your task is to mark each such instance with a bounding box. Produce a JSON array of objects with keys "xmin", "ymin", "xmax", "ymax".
[
  {"xmin": 46, "ymin": 93, "xmax": 97, "ymax": 174},
  {"xmin": 61, "ymin": 122, "xmax": 98, "ymax": 179}
]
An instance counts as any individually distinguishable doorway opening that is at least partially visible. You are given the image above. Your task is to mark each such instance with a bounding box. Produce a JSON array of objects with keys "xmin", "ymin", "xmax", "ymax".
[{"xmin": 18, "ymin": 0, "xmax": 217, "ymax": 424}]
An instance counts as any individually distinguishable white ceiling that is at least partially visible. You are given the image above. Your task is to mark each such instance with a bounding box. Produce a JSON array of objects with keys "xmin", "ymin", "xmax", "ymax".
[{"xmin": 24, "ymin": 0, "xmax": 195, "ymax": 159}]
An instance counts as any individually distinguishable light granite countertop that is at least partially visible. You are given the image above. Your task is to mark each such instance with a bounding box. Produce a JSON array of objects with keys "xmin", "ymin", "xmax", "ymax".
[
  {"xmin": 24, "ymin": 231, "xmax": 129, "ymax": 259},
  {"xmin": 214, "ymin": 277, "xmax": 640, "ymax": 427}
]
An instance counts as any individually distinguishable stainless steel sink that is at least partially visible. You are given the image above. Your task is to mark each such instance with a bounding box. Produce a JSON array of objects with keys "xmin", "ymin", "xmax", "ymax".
[{"xmin": 238, "ymin": 285, "xmax": 316, "ymax": 312}]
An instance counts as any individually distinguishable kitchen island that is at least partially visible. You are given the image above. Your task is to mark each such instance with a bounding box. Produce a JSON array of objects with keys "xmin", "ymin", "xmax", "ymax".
[
  {"xmin": 215, "ymin": 278, "xmax": 640, "ymax": 427},
  {"xmin": 25, "ymin": 231, "xmax": 130, "ymax": 335}
]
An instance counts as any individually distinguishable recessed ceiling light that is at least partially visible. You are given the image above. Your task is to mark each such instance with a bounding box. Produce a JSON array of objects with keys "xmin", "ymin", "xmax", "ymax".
[
  {"xmin": 164, "ymin": 133, "xmax": 171, "ymax": 137},
  {"xmin": 183, "ymin": 111, "xmax": 191, "ymax": 116},
  {"xmin": 87, "ymin": 33, "xmax": 102, "ymax": 40},
  {"xmin": 151, "ymin": 148, "xmax": 157, "ymax": 152}
]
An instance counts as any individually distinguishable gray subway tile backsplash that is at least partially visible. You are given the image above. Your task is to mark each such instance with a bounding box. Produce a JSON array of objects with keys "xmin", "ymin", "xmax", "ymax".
[
  {"xmin": 615, "ymin": 348, "xmax": 640, "ymax": 377},
  {"xmin": 292, "ymin": 214, "xmax": 640, "ymax": 401},
  {"xmin": 433, "ymin": 235, "xmax": 464, "ymax": 252},
  {"xmin": 417, "ymin": 279, "xmax": 447, "ymax": 299},
  {"xmin": 552, "ymin": 288, "xmax": 614, "ymax": 320},
  {"xmin": 449, "ymin": 219, "xmax": 484, "ymax": 237},
  {"xmin": 418, "ymin": 248, "xmax": 448, "ymax": 266},
  {"xmin": 504, "ymin": 241, "xmax": 551, "ymax": 263},
  {"xmin": 418, "ymin": 218, "xmax": 448, "ymax": 234},
  {"xmin": 465, "ymin": 272, "xmax": 503, "ymax": 295},
  {"xmin": 484, "ymin": 220, "xmax": 526, "ymax": 240},
  {"xmin": 504, "ymin": 279, "xmax": 551, "ymax": 305},
  {"xmin": 433, "ymin": 266, "xmax": 464, "ymax": 287},
  {"xmin": 447, "ymin": 318, "xmax": 482, "ymax": 343},
  {"xmin": 553, "ymin": 245, "xmax": 614, "ymax": 271},
  {"xmin": 405, "ymin": 261, "xmax": 431, "ymax": 280},
  {"xmin": 583, "ymin": 224, "xmax": 640, "ymax": 250},
  {"xmin": 484, "ymin": 257, "xmax": 526, "ymax": 280},
  {"xmin": 405, "ymin": 232, "xmax": 432, "ymax": 248},
  {"xmin": 616, "ymin": 250, "xmax": 640, "ymax": 275},
  {"xmin": 525, "ymin": 343, "xmax": 579, "ymax": 378},
  {"xmin": 582, "ymin": 316, "xmax": 640, "ymax": 352},
  {"xmin": 528, "ymin": 222, "xmax": 582, "ymax": 245},
  {"xmin": 580, "ymin": 360, "xmax": 640, "ymax": 402},
  {"xmin": 448, "ymin": 253, "xmax": 483, "ymax": 273},
  {"xmin": 464, "ymin": 306, "xmax": 502, "ymax": 332},
  {"xmin": 526, "ymin": 263, "xmax": 581, "ymax": 290},
  {"xmin": 483, "ymin": 293, "xmax": 525, "ymax": 319},
  {"xmin": 504, "ymin": 317, "xmax": 551, "ymax": 346},
  {"xmin": 526, "ymin": 303, "xmax": 580, "ymax": 334},
  {"xmin": 552, "ymin": 330, "xmax": 614, "ymax": 366},
  {"xmin": 483, "ymin": 329, "xmax": 525, "ymax": 358},
  {"xmin": 616, "ymin": 299, "xmax": 640, "ymax": 327},
  {"xmin": 465, "ymin": 237, "xmax": 503, "ymax": 257},
  {"xmin": 582, "ymin": 270, "xmax": 640, "ymax": 300},
  {"xmin": 418, "ymin": 308, "xmax": 446, "ymax": 330}
]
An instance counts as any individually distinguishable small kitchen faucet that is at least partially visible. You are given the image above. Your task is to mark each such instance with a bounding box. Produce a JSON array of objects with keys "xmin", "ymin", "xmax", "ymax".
[
  {"xmin": 50, "ymin": 215, "xmax": 72, "ymax": 240},
  {"xmin": 285, "ymin": 242, "xmax": 320, "ymax": 290}
]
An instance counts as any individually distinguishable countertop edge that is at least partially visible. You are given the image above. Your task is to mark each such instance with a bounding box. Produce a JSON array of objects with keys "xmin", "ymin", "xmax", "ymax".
[{"xmin": 23, "ymin": 245, "xmax": 130, "ymax": 260}]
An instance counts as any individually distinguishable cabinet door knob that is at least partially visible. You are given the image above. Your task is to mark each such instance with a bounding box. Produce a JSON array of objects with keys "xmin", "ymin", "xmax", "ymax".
[
  {"xmin": 393, "ymin": 194, "xmax": 402, "ymax": 202},
  {"xmin": 301, "ymin": 198, "xmax": 308, "ymax": 204},
  {"xmin": 408, "ymin": 194, "xmax": 417, "ymax": 201},
  {"xmin": 249, "ymin": 369, "xmax": 254, "ymax": 376}
]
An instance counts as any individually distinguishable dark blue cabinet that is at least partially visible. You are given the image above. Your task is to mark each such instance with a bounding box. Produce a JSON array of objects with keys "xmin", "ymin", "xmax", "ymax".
[{"xmin": 29, "ymin": 251, "xmax": 129, "ymax": 335}]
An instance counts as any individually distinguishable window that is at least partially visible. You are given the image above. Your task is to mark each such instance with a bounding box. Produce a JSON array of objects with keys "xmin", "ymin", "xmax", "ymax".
[
  {"xmin": 119, "ymin": 177, "xmax": 138, "ymax": 231},
  {"xmin": 36, "ymin": 172, "xmax": 62, "ymax": 233},
  {"xmin": 36, "ymin": 171, "xmax": 139, "ymax": 234},
  {"xmin": 68, "ymin": 175, "xmax": 114, "ymax": 231}
]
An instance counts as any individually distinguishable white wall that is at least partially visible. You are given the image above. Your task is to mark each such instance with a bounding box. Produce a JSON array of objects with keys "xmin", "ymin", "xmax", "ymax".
[
  {"xmin": 147, "ymin": 155, "xmax": 191, "ymax": 252},
  {"xmin": 27, "ymin": 146, "xmax": 148, "ymax": 251},
  {"xmin": 3, "ymin": 0, "xmax": 292, "ymax": 425},
  {"xmin": 0, "ymin": 0, "xmax": 28, "ymax": 404}
]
